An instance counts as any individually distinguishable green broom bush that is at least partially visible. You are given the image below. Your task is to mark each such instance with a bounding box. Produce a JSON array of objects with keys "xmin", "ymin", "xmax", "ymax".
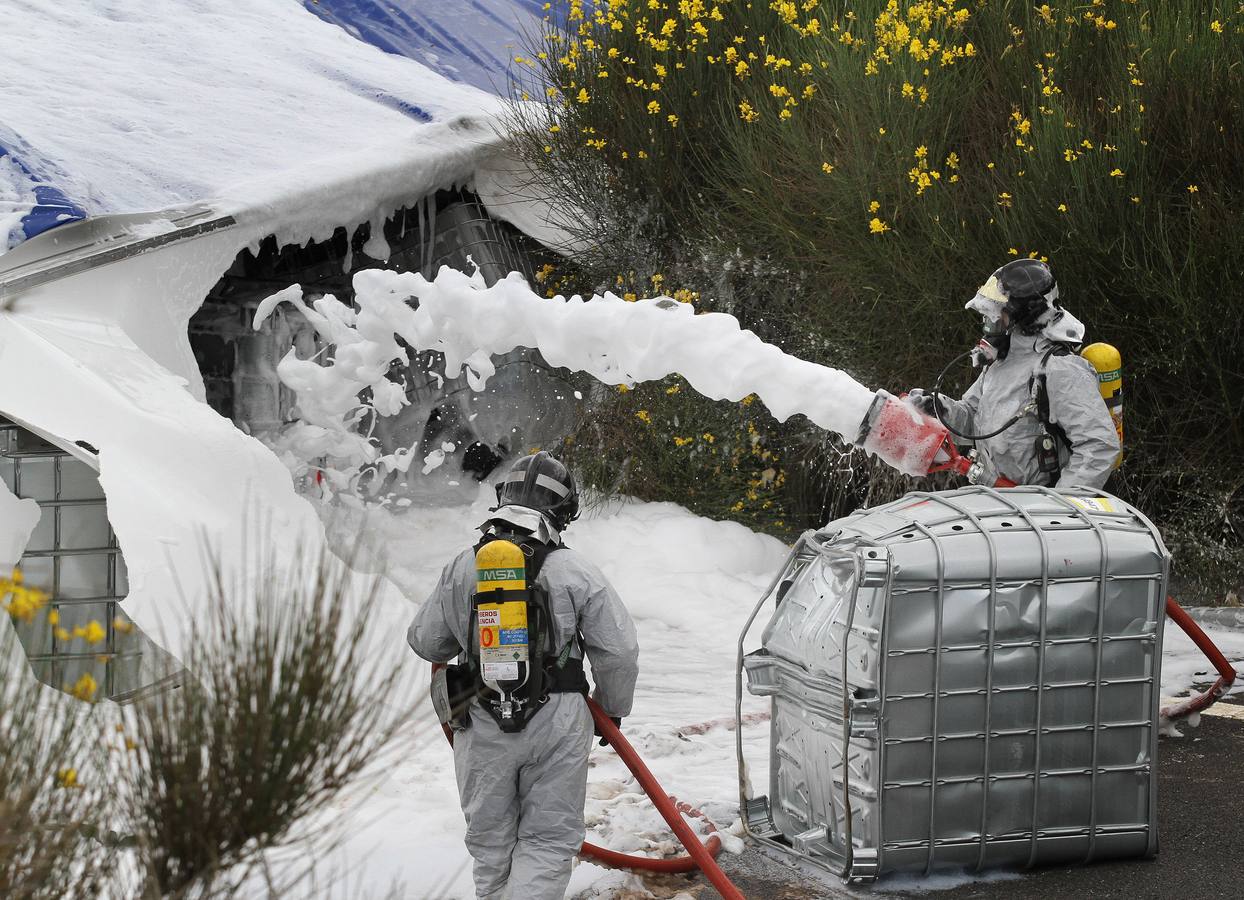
[{"xmin": 510, "ymin": 0, "xmax": 1244, "ymax": 598}]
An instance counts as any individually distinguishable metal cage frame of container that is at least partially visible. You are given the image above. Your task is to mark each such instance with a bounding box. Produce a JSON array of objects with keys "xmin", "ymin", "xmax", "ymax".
[{"xmin": 735, "ymin": 485, "xmax": 1169, "ymax": 883}]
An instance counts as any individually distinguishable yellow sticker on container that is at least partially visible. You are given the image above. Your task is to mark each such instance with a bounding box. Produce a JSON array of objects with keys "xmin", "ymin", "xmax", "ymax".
[
  {"xmin": 1068, "ymin": 496, "xmax": 1115, "ymax": 513},
  {"xmin": 478, "ymin": 600, "xmax": 529, "ymax": 665}
]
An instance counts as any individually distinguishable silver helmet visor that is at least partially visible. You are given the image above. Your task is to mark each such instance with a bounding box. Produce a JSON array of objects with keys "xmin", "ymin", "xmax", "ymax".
[{"xmin": 965, "ymin": 274, "xmax": 1008, "ymax": 322}]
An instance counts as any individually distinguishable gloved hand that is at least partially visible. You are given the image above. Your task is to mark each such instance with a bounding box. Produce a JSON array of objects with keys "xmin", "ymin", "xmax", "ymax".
[
  {"xmin": 906, "ymin": 388, "xmax": 945, "ymax": 417},
  {"xmin": 594, "ymin": 716, "xmax": 622, "ymax": 747},
  {"xmin": 966, "ymin": 450, "xmax": 1000, "ymax": 486}
]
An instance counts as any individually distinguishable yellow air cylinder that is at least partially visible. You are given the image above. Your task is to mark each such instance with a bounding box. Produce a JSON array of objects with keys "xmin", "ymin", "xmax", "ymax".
[
  {"xmin": 476, "ymin": 539, "xmax": 527, "ymax": 592},
  {"xmin": 1081, "ymin": 342, "xmax": 1123, "ymax": 467},
  {"xmin": 475, "ymin": 540, "xmax": 530, "ymax": 682}
]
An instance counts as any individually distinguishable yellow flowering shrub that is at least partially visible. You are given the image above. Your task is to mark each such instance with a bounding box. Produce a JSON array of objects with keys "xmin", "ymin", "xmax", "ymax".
[{"xmin": 517, "ymin": 0, "xmax": 1244, "ymax": 561}]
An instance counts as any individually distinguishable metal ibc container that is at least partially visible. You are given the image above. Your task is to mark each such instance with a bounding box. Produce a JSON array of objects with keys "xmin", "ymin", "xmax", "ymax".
[{"xmin": 739, "ymin": 486, "xmax": 1168, "ymax": 881}]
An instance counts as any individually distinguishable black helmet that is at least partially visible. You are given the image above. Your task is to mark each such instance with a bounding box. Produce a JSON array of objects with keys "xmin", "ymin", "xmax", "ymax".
[
  {"xmin": 493, "ymin": 451, "xmax": 580, "ymax": 529},
  {"xmin": 994, "ymin": 258, "xmax": 1060, "ymax": 335}
]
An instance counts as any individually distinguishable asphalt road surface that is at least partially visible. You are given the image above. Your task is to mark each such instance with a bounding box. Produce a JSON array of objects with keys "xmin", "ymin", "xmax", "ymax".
[{"xmin": 643, "ymin": 707, "xmax": 1244, "ymax": 900}]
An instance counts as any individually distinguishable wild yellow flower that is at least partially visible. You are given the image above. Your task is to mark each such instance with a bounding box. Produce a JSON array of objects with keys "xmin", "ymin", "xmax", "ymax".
[
  {"xmin": 576, "ymin": 88, "xmax": 590, "ymax": 104},
  {"xmin": 647, "ymin": 100, "xmax": 661, "ymax": 114},
  {"xmin": 1110, "ymin": 168, "xmax": 1124, "ymax": 178},
  {"xmin": 739, "ymin": 100, "xmax": 759, "ymax": 122},
  {"xmin": 68, "ymin": 673, "xmax": 98, "ymax": 702},
  {"xmin": 82, "ymin": 620, "xmax": 106, "ymax": 645},
  {"xmin": 617, "ymin": 384, "xmax": 630, "ymax": 393},
  {"xmin": 667, "ymin": 113, "xmax": 680, "ymax": 127},
  {"xmin": 868, "ymin": 217, "xmax": 892, "ymax": 234},
  {"xmin": 1187, "ymin": 184, "xmax": 1199, "ymax": 193},
  {"xmin": 735, "ymin": 60, "xmax": 750, "ymax": 77},
  {"xmin": 674, "ymin": 436, "xmax": 694, "ymax": 447},
  {"xmin": 2, "ymin": 577, "xmax": 48, "ymax": 623},
  {"xmin": 779, "ymin": 109, "xmax": 792, "ymax": 120},
  {"xmin": 1130, "ymin": 196, "xmax": 1141, "ymax": 203},
  {"xmin": 945, "ymin": 152, "xmax": 959, "ymax": 170},
  {"xmin": 868, "ymin": 200, "xmax": 881, "ymax": 213},
  {"xmin": 821, "ymin": 162, "xmax": 835, "ymax": 174},
  {"xmin": 702, "ymin": 432, "xmax": 716, "ymax": 443},
  {"xmin": 1057, "ymin": 203, "xmax": 1068, "ymax": 213},
  {"xmin": 997, "ymin": 192, "xmax": 1013, "ymax": 208},
  {"xmin": 635, "ymin": 410, "xmax": 652, "ymax": 424},
  {"xmin": 878, "ymin": 126, "xmax": 887, "ymax": 135},
  {"xmin": 902, "ymin": 82, "xmax": 914, "ymax": 99},
  {"xmin": 1210, "ymin": 20, "xmax": 1223, "ymax": 33},
  {"xmin": 57, "ymin": 768, "xmax": 80, "ymax": 789}
]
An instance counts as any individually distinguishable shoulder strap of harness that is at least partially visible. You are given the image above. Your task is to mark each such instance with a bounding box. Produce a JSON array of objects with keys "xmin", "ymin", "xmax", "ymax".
[{"xmin": 1030, "ymin": 345, "xmax": 1075, "ymax": 480}]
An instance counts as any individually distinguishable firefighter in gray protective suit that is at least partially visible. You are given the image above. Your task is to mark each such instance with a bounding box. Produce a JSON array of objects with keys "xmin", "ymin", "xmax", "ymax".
[
  {"xmin": 408, "ymin": 451, "xmax": 639, "ymax": 900},
  {"xmin": 909, "ymin": 259, "xmax": 1120, "ymax": 489}
]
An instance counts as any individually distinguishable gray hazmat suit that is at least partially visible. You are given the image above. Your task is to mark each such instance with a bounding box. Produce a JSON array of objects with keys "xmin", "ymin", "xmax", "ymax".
[
  {"xmin": 408, "ymin": 529, "xmax": 639, "ymax": 900},
  {"xmin": 939, "ymin": 332, "xmax": 1120, "ymax": 489}
]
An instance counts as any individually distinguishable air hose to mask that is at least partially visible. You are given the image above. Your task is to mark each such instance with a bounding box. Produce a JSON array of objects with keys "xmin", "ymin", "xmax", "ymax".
[
  {"xmin": 430, "ymin": 667, "xmax": 743, "ymax": 897},
  {"xmin": 930, "ymin": 350, "xmax": 1029, "ymax": 441}
]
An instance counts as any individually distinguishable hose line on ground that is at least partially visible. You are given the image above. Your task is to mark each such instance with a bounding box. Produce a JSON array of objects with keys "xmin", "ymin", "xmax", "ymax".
[
  {"xmin": 1162, "ymin": 596, "xmax": 1239, "ymax": 720},
  {"xmin": 431, "ymin": 667, "xmax": 741, "ymax": 895}
]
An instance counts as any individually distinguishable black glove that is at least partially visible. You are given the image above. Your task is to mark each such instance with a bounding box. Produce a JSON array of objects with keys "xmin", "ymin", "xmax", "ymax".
[
  {"xmin": 594, "ymin": 716, "xmax": 622, "ymax": 747},
  {"xmin": 906, "ymin": 388, "xmax": 945, "ymax": 417}
]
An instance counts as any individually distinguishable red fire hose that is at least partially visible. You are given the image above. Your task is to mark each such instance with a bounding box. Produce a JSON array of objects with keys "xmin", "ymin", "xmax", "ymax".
[
  {"xmin": 1161, "ymin": 596, "xmax": 1239, "ymax": 720},
  {"xmin": 430, "ymin": 667, "xmax": 743, "ymax": 897}
]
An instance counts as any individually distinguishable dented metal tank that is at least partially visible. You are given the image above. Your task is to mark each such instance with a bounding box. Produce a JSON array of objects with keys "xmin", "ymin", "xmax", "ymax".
[{"xmin": 739, "ymin": 485, "xmax": 1168, "ymax": 881}]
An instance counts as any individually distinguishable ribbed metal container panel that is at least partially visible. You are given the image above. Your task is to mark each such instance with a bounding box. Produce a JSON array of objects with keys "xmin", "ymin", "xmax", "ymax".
[{"xmin": 742, "ymin": 486, "xmax": 1168, "ymax": 881}]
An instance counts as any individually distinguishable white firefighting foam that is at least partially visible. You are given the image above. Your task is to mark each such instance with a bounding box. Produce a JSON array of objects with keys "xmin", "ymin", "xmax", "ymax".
[{"xmin": 255, "ymin": 265, "xmax": 885, "ymax": 481}]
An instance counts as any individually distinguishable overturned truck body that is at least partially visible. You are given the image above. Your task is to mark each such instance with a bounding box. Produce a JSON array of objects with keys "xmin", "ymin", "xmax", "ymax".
[{"xmin": 740, "ymin": 485, "xmax": 1168, "ymax": 881}]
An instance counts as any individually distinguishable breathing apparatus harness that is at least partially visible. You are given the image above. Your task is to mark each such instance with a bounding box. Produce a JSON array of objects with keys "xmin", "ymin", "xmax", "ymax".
[
  {"xmin": 929, "ymin": 342, "xmax": 1075, "ymax": 486},
  {"xmin": 436, "ymin": 531, "xmax": 588, "ymax": 734}
]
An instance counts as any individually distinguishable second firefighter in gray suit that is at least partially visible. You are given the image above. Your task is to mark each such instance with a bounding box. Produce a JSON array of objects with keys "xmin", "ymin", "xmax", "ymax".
[
  {"xmin": 910, "ymin": 259, "xmax": 1120, "ymax": 489},
  {"xmin": 408, "ymin": 452, "xmax": 639, "ymax": 900}
]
